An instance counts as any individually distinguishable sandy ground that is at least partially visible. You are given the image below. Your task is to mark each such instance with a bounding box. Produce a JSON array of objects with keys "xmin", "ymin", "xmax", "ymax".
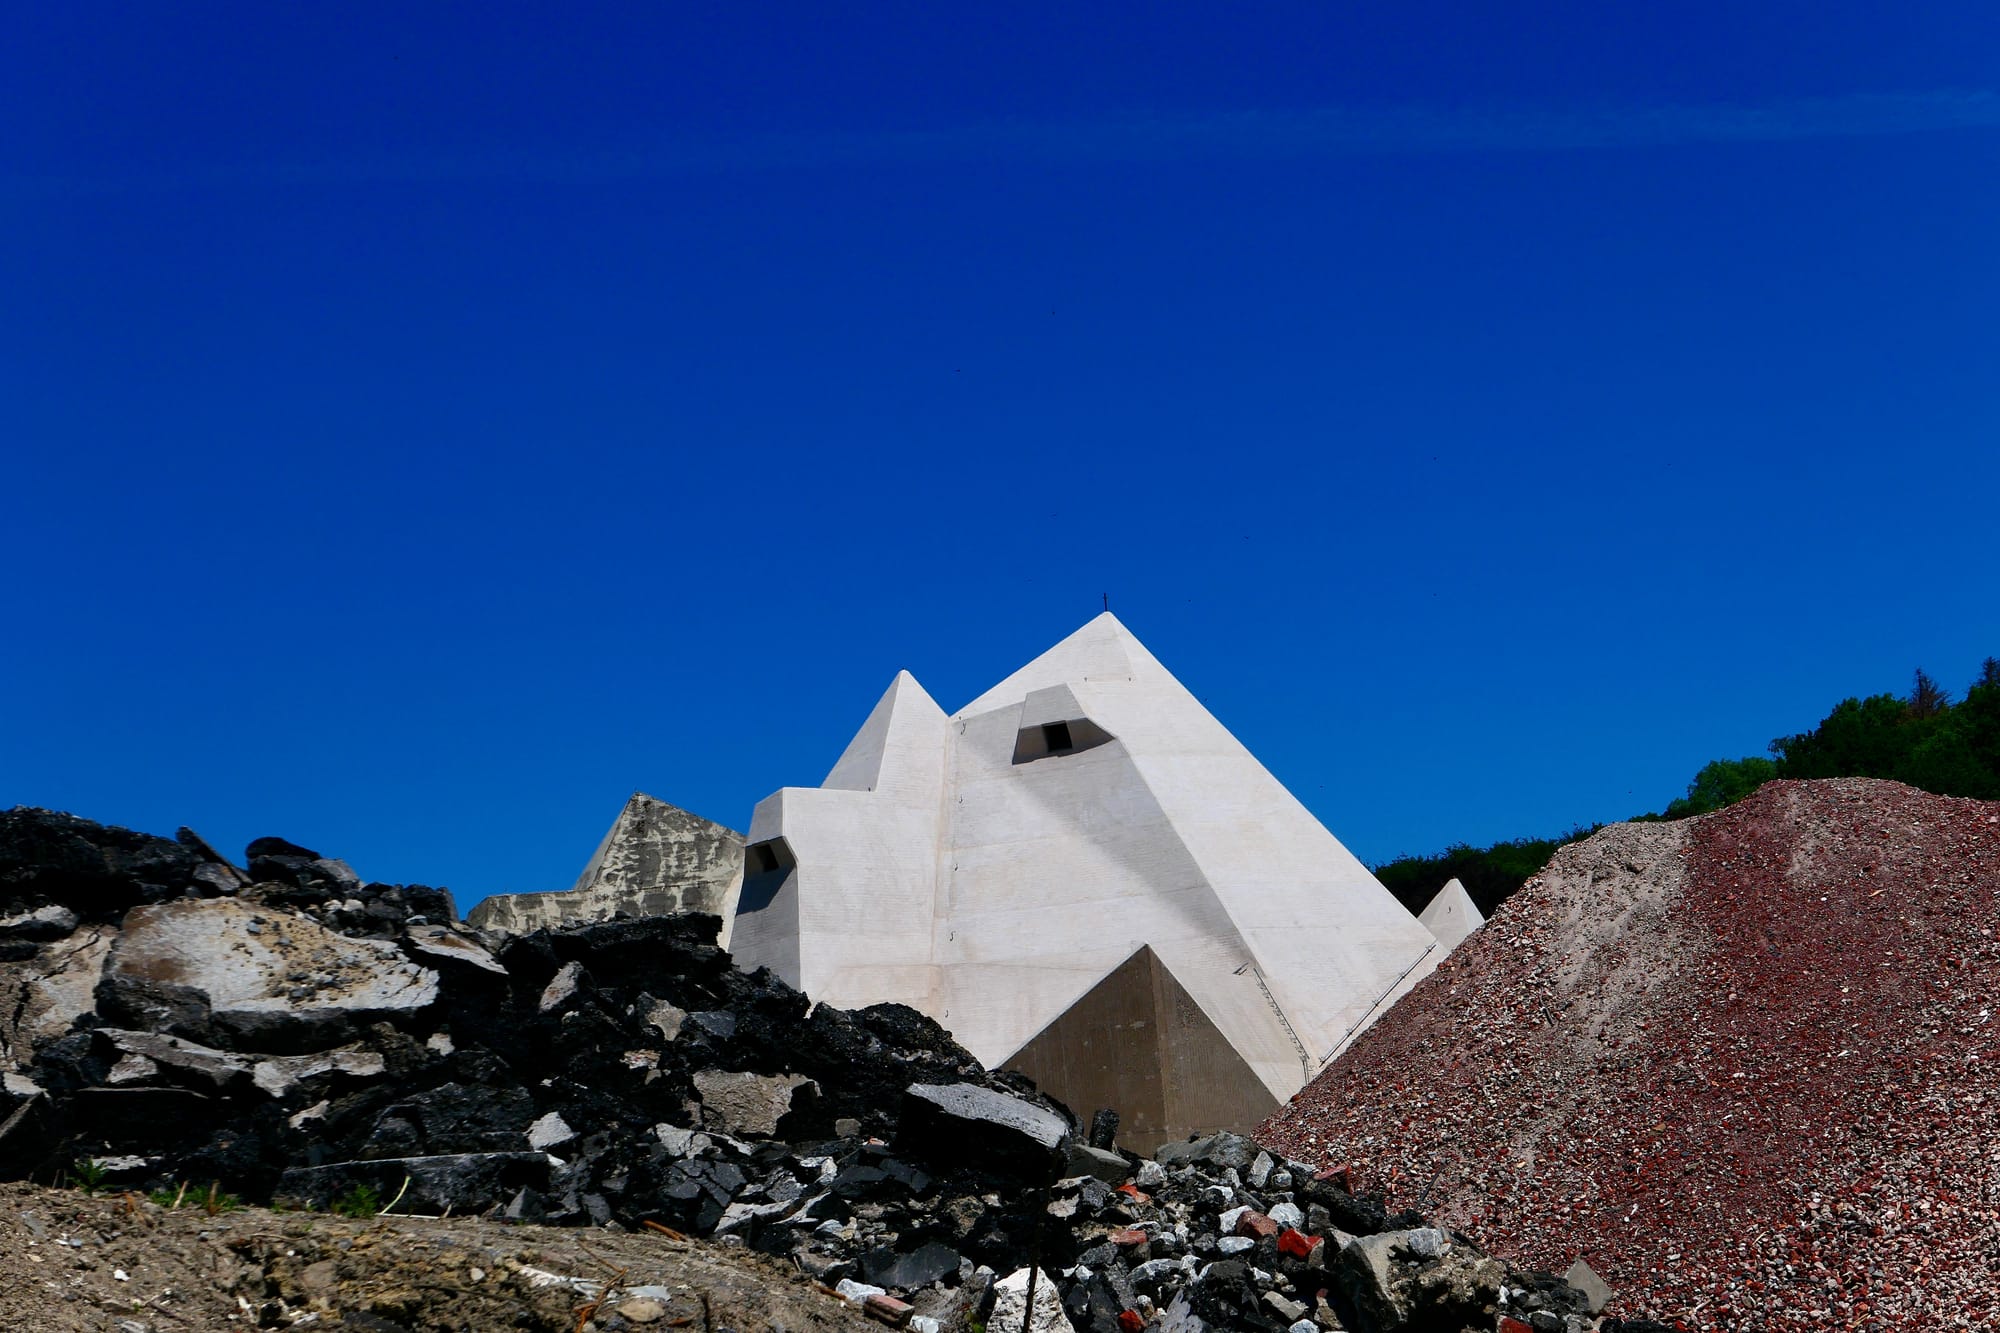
[{"xmin": 0, "ymin": 1180, "xmax": 880, "ymax": 1332}]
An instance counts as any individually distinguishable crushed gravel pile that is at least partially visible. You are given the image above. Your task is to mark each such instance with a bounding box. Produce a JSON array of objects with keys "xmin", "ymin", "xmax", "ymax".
[{"xmin": 1261, "ymin": 778, "xmax": 2000, "ymax": 1332}]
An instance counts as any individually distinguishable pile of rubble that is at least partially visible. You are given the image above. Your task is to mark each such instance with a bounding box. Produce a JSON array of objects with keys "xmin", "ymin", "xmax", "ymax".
[
  {"xmin": 1264, "ymin": 779, "xmax": 2000, "ymax": 1332},
  {"xmin": 0, "ymin": 807, "xmax": 1656, "ymax": 1332}
]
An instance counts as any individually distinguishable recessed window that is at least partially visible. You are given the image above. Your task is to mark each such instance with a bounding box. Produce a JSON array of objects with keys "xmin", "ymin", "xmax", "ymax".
[
  {"xmin": 1012, "ymin": 715, "xmax": 1115, "ymax": 763},
  {"xmin": 746, "ymin": 839, "xmax": 796, "ymax": 875}
]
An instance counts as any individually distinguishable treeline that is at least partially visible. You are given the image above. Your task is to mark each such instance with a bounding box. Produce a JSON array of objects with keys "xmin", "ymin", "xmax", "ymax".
[{"xmin": 1375, "ymin": 656, "xmax": 2000, "ymax": 920}]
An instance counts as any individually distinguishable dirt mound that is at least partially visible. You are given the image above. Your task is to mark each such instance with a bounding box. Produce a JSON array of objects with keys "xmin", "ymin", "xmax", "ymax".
[
  {"xmin": 0, "ymin": 1179, "xmax": 874, "ymax": 1331},
  {"xmin": 1262, "ymin": 778, "xmax": 2000, "ymax": 1332}
]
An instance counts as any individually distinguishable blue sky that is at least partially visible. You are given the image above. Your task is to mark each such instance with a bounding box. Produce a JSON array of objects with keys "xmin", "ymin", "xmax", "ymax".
[{"xmin": 5, "ymin": 5, "xmax": 1996, "ymax": 912}]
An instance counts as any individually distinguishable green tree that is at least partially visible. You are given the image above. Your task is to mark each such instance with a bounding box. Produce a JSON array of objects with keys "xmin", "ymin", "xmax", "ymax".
[
  {"xmin": 1770, "ymin": 694, "xmax": 1919, "ymax": 779},
  {"xmin": 1908, "ymin": 668, "xmax": 1952, "ymax": 719},
  {"xmin": 1662, "ymin": 755, "xmax": 1779, "ymax": 818}
]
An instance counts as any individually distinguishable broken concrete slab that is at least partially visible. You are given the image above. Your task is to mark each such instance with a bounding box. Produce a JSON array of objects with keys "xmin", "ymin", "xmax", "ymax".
[
  {"xmin": 1152, "ymin": 1131, "xmax": 1258, "ymax": 1173},
  {"xmin": 104, "ymin": 899, "xmax": 438, "ymax": 1051},
  {"xmin": 1063, "ymin": 1140, "xmax": 1131, "ymax": 1185},
  {"xmin": 895, "ymin": 1082, "xmax": 1068, "ymax": 1181},
  {"xmin": 992, "ymin": 1267, "xmax": 1077, "ymax": 1333},
  {"xmin": 404, "ymin": 924, "xmax": 507, "ymax": 977},
  {"xmin": 0, "ymin": 924, "xmax": 112, "ymax": 1070},
  {"xmin": 96, "ymin": 1029, "xmax": 250, "ymax": 1090},
  {"xmin": 526, "ymin": 1111, "xmax": 575, "ymax": 1152},
  {"xmin": 249, "ymin": 1046, "xmax": 388, "ymax": 1099},
  {"xmin": 693, "ymin": 1069, "xmax": 816, "ymax": 1138}
]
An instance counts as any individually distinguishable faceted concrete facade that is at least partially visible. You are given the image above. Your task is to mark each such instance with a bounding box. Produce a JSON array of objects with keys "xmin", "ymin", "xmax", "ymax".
[
  {"xmin": 468, "ymin": 793, "xmax": 744, "ymax": 943},
  {"xmin": 729, "ymin": 615, "xmax": 1469, "ymax": 1140}
]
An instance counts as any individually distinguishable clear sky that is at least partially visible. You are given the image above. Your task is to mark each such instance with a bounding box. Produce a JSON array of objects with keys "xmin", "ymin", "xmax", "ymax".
[{"xmin": 5, "ymin": 5, "xmax": 1997, "ymax": 913}]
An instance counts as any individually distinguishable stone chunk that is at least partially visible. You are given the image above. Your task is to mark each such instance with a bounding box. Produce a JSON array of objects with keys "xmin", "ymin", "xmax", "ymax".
[
  {"xmin": 1064, "ymin": 1140, "xmax": 1131, "ymax": 1184},
  {"xmin": 104, "ymin": 899, "xmax": 437, "ymax": 1050},
  {"xmin": 1235, "ymin": 1210, "xmax": 1278, "ymax": 1240},
  {"xmin": 896, "ymin": 1082, "xmax": 1068, "ymax": 1181},
  {"xmin": 990, "ymin": 1267, "xmax": 1076, "ymax": 1333},
  {"xmin": 404, "ymin": 925, "xmax": 507, "ymax": 977},
  {"xmin": 96, "ymin": 1029, "xmax": 248, "ymax": 1090},
  {"xmin": 693, "ymin": 1069, "xmax": 815, "ymax": 1137},
  {"xmin": 1153, "ymin": 1131, "xmax": 1258, "ymax": 1172},
  {"xmin": 539, "ymin": 961, "xmax": 589, "ymax": 1013},
  {"xmin": 249, "ymin": 1046, "xmax": 386, "ymax": 1099},
  {"xmin": 0, "ymin": 905, "xmax": 79, "ymax": 941},
  {"xmin": 527, "ymin": 1111, "xmax": 576, "ymax": 1151},
  {"xmin": 1338, "ymin": 1228, "xmax": 1505, "ymax": 1333},
  {"xmin": 1563, "ymin": 1258, "xmax": 1614, "ymax": 1314},
  {"xmin": 861, "ymin": 1241, "xmax": 961, "ymax": 1291}
]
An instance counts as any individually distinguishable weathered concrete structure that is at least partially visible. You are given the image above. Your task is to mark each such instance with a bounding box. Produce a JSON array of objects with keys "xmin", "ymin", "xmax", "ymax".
[
  {"xmin": 468, "ymin": 793, "xmax": 743, "ymax": 943},
  {"xmin": 729, "ymin": 614, "xmax": 1470, "ymax": 1151}
]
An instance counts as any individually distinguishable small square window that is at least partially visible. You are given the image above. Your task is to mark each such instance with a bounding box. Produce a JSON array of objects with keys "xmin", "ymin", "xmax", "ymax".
[{"xmin": 1041, "ymin": 721, "xmax": 1074, "ymax": 753}]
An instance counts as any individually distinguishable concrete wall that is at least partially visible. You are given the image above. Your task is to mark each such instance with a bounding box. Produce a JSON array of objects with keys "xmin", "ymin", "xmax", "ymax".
[{"xmin": 467, "ymin": 793, "xmax": 744, "ymax": 941}]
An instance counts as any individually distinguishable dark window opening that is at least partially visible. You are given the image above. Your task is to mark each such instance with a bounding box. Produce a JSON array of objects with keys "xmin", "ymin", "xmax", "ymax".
[
  {"xmin": 750, "ymin": 843, "xmax": 781, "ymax": 874},
  {"xmin": 1042, "ymin": 721, "xmax": 1074, "ymax": 753}
]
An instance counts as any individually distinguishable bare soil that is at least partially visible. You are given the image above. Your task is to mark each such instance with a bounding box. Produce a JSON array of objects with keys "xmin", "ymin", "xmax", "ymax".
[{"xmin": 0, "ymin": 1180, "xmax": 878, "ymax": 1332}]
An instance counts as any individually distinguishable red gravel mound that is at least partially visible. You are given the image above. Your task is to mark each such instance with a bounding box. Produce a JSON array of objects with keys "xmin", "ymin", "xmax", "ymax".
[{"xmin": 1262, "ymin": 778, "xmax": 2000, "ymax": 1331}]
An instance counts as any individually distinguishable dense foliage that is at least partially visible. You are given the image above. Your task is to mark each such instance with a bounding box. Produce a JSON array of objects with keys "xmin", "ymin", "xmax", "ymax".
[
  {"xmin": 1374, "ymin": 828, "xmax": 1598, "ymax": 919},
  {"xmin": 1375, "ymin": 657, "xmax": 2000, "ymax": 917}
]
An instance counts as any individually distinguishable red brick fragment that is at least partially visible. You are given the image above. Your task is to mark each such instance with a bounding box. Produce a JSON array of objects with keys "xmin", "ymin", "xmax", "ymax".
[
  {"xmin": 1276, "ymin": 1227, "xmax": 1318, "ymax": 1259},
  {"xmin": 1234, "ymin": 1210, "xmax": 1280, "ymax": 1240},
  {"xmin": 1114, "ymin": 1183, "xmax": 1150, "ymax": 1202},
  {"xmin": 863, "ymin": 1293, "xmax": 912, "ymax": 1326},
  {"xmin": 1108, "ymin": 1227, "xmax": 1149, "ymax": 1247},
  {"xmin": 1117, "ymin": 1312, "xmax": 1145, "ymax": 1333},
  {"xmin": 1498, "ymin": 1319, "xmax": 1534, "ymax": 1333}
]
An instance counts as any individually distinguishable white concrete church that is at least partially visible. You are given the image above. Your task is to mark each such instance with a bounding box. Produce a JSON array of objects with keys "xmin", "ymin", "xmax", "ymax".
[{"xmin": 729, "ymin": 615, "xmax": 1481, "ymax": 1151}]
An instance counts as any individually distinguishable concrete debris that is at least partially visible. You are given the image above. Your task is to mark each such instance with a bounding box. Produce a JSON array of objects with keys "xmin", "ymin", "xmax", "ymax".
[
  {"xmin": 991, "ymin": 1266, "xmax": 1077, "ymax": 1333},
  {"xmin": 693, "ymin": 1068, "xmax": 816, "ymax": 1137}
]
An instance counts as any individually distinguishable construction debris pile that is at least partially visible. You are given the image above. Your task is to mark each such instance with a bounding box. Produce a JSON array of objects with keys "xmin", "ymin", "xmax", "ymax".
[
  {"xmin": 0, "ymin": 807, "xmax": 1659, "ymax": 1332},
  {"xmin": 1264, "ymin": 779, "xmax": 2000, "ymax": 1333}
]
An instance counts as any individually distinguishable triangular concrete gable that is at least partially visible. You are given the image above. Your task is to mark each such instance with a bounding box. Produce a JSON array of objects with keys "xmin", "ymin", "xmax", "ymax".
[
  {"xmin": 824, "ymin": 671, "xmax": 947, "ymax": 796},
  {"xmin": 1418, "ymin": 877, "xmax": 1484, "ymax": 951},
  {"xmin": 1004, "ymin": 945, "xmax": 1279, "ymax": 1156}
]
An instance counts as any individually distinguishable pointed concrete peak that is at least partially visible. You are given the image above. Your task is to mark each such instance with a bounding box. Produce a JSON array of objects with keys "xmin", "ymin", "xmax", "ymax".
[
  {"xmin": 1418, "ymin": 876, "xmax": 1485, "ymax": 951},
  {"xmin": 956, "ymin": 612, "xmax": 1172, "ymax": 717},
  {"xmin": 824, "ymin": 669, "xmax": 947, "ymax": 791}
]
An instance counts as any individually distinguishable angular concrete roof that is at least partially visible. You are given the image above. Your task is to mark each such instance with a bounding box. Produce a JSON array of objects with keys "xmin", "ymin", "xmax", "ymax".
[
  {"xmin": 1417, "ymin": 876, "xmax": 1485, "ymax": 951},
  {"xmin": 729, "ymin": 614, "xmax": 1464, "ymax": 1136}
]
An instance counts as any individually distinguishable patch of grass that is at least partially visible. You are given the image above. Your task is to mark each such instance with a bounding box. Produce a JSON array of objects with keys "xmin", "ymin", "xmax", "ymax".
[
  {"xmin": 148, "ymin": 1181, "xmax": 243, "ymax": 1214},
  {"xmin": 67, "ymin": 1157, "xmax": 109, "ymax": 1195},
  {"xmin": 331, "ymin": 1182, "xmax": 382, "ymax": 1218}
]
